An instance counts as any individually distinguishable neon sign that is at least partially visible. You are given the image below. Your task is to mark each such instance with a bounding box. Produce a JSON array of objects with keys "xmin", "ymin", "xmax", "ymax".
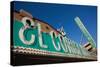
[{"xmin": 13, "ymin": 11, "xmax": 96, "ymax": 60}]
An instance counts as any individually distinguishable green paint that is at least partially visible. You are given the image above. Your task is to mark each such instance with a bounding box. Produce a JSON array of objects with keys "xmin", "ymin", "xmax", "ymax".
[
  {"xmin": 74, "ymin": 17, "xmax": 96, "ymax": 48},
  {"xmin": 13, "ymin": 20, "xmax": 92, "ymax": 57}
]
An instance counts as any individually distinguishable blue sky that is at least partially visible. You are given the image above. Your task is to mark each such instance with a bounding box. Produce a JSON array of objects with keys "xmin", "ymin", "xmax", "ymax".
[{"xmin": 13, "ymin": 1, "xmax": 97, "ymax": 46}]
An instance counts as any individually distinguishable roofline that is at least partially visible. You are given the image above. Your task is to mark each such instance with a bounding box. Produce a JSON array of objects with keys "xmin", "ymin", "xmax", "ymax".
[{"xmin": 14, "ymin": 10, "xmax": 63, "ymax": 36}]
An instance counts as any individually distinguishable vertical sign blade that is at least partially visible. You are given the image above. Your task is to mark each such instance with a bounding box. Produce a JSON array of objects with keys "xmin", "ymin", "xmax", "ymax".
[{"xmin": 74, "ymin": 17, "xmax": 96, "ymax": 48}]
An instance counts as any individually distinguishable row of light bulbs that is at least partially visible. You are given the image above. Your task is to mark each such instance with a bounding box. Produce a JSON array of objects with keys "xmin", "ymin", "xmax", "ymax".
[{"xmin": 13, "ymin": 46, "xmax": 96, "ymax": 60}]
